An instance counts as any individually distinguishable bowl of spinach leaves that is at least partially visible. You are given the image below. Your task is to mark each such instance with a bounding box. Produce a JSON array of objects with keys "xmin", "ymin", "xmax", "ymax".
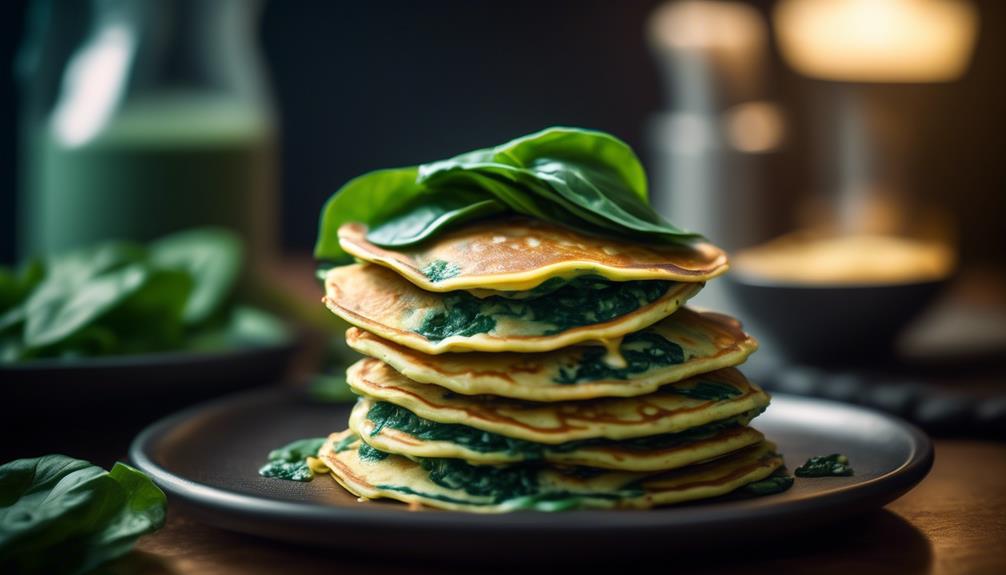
[{"xmin": 0, "ymin": 228, "xmax": 297, "ymax": 398}]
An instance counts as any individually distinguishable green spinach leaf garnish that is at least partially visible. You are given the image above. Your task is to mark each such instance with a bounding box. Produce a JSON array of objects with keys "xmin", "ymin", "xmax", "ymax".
[
  {"xmin": 258, "ymin": 438, "xmax": 328, "ymax": 482},
  {"xmin": 0, "ymin": 455, "xmax": 166, "ymax": 575},
  {"xmin": 315, "ymin": 127, "xmax": 702, "ymax": 264},
  {"xmin": 795, "ymin": 454, "xmax": 853, "ymax": 477}
]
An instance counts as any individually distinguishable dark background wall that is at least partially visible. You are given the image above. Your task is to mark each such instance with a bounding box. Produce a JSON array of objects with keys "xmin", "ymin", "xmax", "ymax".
[{"xmin": 1, "ymin": 0, "xmax": 1003, "ymax": 266}]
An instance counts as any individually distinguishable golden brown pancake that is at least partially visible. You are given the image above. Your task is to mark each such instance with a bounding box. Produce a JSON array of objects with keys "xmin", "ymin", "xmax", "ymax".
[
  {"xmin": 346, "ymin": 359, "xmax": 770, "ymax": 444},
  {"xmin": 338, "ymin": 216, "xmax": 728, "ymax": 294},
  {"xmin": 349, "ymin": 397, "xmax": 765, "ymax": 471},
  {"xmin": 323, "ymin": 263, "xmax": 701, "ymax": 354},
  {"xmin": 320, "ymin": 431, "xmax": 784, "ymax": 512},
  {"xmin": 345, "ymin": 307, "xmax": 758, "ymax": 401}
]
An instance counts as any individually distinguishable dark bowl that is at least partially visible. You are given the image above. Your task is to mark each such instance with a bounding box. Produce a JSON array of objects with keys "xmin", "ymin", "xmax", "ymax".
[
  {"xmin": 724, "ymin": 272, "xmax": 949, "ymax": 366},
  {"xmin": 0, "ymin": 340, "xmax": 300, "ymax": 464}
]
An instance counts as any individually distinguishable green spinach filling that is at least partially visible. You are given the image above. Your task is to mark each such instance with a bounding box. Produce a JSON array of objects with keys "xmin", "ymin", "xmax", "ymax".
[
  {"xmin": 740, "ymin": 468, "xmax": 794, "ymax": 495},
  {"xmin": 794, "ymin": 453, "xmax": 853, "ymax": 477},
  {"xmin": 421, "ymin": 259, "xmax": 461, "ymax": 282},
  {"xmin": 669, "ymin": 380, "xmax": 743, "ymax": 401},
  {"xmin": 555, "ymin": 331, "xmax": 685, "ymax": 384},
  {"xmin": 366, "ymin": 401, "xmax": 746, "ymax": 459},
  {"xmin": 415, "ymin": 279, "xmax": 672, "ymax": 341},
  {"xmin": 375, "ymin": 454, "xmax": 641, "ymax": 508}
]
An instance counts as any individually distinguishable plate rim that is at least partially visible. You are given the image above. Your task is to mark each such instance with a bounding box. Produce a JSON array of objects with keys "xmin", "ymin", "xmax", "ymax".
[{"xmin": 129, "ymin": 387, "xmax": 934, "ymax": 533}]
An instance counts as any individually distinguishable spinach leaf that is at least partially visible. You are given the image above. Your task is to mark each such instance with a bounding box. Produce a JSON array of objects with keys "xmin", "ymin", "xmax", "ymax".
[
  {"xmin": 365, "ymin": 189, "xmax": 507, "ymax": 248},
  {"xmin": 0, "ymin": 228, "xmax": 276, "ymax": 363},
  {"xmin": 0, "ymin": 455, "xmax": 166, "ymax": 575},
  {"xmin": 315, "ymin": 167, "xmax": 427, "ymax": 262},
  {"xmin": 259, "ymin": 438, "xmax": 328, "ymax": 482},
  {"xmin": 149, "ymin": 228, "xmax": 242, "ymax": 325},
  {"xmin": 23, "ymin": 264, "xmax": 151, "ymax": 349},
  {"xmin": 314, "ymin": 127, "xmax": 702, "ymax": 263},
  {"xmin": 794, "ymin": 454, "xmax": 853, "ymax": 477}
]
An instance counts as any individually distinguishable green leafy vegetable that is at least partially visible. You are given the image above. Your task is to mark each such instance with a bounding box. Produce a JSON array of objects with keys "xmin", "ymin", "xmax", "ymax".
[
  {"xmin": 315, "ymin": 127, "xmax": 702, "ymax": 263},
  {"xmin": 0, "ymin": 455, "xmax": 166, "ymax": 575},
  {"xmin": 258, "ymin": 438, "xmax": 328, "ymax": 482},
  {"xmin": 0, "ymin": 228, "xmax": 284, "ymax": 364},
  {"xmin": 149, "ymin": 228, "xmax": 242, "ymax": 325},
  {"xmin": 795, "ymin": 454, "xmax": 853, "ymax": 477}
]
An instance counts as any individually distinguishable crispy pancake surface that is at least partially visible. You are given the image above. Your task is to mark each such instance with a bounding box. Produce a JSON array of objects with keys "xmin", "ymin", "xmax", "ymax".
[
  {"xmin": 320, "ymin": 431, "xmax": 783, "ymax": 512},
  {"xmin": 346, "ymin": 359, "xmax": 770, "ymax": 444},
  {"xmin": 324, "ymin": 263, "xmax": 701, "ymax": 354},
  {"xmin": 338, "ymin": 217, "xmax": 728, "ymax": 294},
  {"xmin": 346, "ymin": 308, "xmax": 757, "ymax": 401},
  {"xmin": 349, "ymin": 397, "xmax": 764, "ymax": 471}
]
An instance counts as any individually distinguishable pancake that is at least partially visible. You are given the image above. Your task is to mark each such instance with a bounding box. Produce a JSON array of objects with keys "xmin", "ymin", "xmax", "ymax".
[
  {"xmin": 324, "ymin": 263, "xmax": 701, "ymax": 354},
  {"xmin": 338, "ymin": 216, "xmax": 728, "ymax": 295},
  {"xmin": 349, "ymin": 397, "xmax": 765, "ymax": 471},
  {"xmin": 346, "ymin": 359, "xmax": 770, "ymax": 444},
  {"xmin": 345, "ymin": 307, "xmax": 758, "ymax": 401},
  {"xmin": 320, "ymin": 431, "xmax": 783, "ymax": 512}
]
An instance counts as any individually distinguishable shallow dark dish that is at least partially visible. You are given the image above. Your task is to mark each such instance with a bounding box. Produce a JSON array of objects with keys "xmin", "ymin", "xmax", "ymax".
[
  {"xmin": 1, "ymin": 340, "xmax": 299, "ymax": 462},
  {"xmin": 129, "ymin": 387, "xmax": 933, "ymax": 560},
  {"xmin": 725, "ymin": 272, "xmax": 948, "ymax": 365}
]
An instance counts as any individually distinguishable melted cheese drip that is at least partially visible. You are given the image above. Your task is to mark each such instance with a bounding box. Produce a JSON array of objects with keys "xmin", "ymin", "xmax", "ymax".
[{"xmin": 599, "ymin": 336, "xmax": 627, "ymax": 368}]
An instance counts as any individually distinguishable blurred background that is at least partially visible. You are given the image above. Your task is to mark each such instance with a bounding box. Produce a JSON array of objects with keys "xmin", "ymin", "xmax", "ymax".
[{"xmin": 1, "ymin": 0, "xmax": 1004, "ymax": 440}]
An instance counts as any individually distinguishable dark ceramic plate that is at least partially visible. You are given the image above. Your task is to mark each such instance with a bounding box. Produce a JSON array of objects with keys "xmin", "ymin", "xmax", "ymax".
[{"xmin": 130, "ymin": 389, "xmax": 933, "ymax": 559}]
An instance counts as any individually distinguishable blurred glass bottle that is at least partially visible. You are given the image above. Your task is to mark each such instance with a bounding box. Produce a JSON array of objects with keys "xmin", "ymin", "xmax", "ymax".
[{"xmin": 18, "ymin": 0, "xmax": 277, "ymax": 264}]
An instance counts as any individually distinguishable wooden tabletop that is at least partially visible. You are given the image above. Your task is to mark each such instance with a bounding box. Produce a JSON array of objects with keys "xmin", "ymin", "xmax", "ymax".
[{"xmin": 104, "ymin": 439, "xmax": 1006, "ymax": 575}]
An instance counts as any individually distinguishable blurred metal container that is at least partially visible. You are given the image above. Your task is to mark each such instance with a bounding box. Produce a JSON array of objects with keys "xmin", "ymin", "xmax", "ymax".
[{"xmin": 645, "ymin": 1, "xmax": 787, "ymax": 311}]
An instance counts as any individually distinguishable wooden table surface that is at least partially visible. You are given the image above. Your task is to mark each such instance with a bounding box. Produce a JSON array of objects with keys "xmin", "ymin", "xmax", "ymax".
[{"xmin": 103, "ymin": 439, "xmax": 1006, "ymax": 575}]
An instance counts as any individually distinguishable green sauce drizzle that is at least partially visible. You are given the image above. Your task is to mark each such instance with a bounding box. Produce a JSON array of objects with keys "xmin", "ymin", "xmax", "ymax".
[
  {"xmin": 795, "ymin": 454, "xmax": 853, "ymax": 477},
  {"xmin": 366, "ymin": 401, "xmax": 747, "ymax": 459},
  {"xmin": 555, "ymin": 331, "xmax": 685, "ymax": 384},
  {"xmin": 258, "ymin": 437, "xmax": 327, "ymax": 482},
  {"xmin": 421, "ymin": 259, "xmax": 461, "ymax": 282},
  {"xmin": 416, "ymin": 279, "xmax": 672, "ymax": 341}
]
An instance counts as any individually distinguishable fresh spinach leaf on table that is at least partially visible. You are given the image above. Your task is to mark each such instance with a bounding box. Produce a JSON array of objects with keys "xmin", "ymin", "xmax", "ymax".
[{"xmin": 0, "ymin": 455, "xmax": 166, "ymax": 575}]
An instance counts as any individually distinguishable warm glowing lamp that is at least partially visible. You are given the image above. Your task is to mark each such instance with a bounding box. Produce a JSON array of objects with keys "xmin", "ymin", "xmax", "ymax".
[
  {"xmin": 770, "ymin": 0, "xmax": 978, "ymax": 241},
  {"xmin": 774, "ymin": 0, "xmax": 979, "ymax": 83}
]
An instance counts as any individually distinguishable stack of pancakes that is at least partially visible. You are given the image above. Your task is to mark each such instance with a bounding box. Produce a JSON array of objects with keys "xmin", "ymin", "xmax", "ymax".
[{"xmin": 318, "ymin": 217, "xmax": 784, "ymax": 512}]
